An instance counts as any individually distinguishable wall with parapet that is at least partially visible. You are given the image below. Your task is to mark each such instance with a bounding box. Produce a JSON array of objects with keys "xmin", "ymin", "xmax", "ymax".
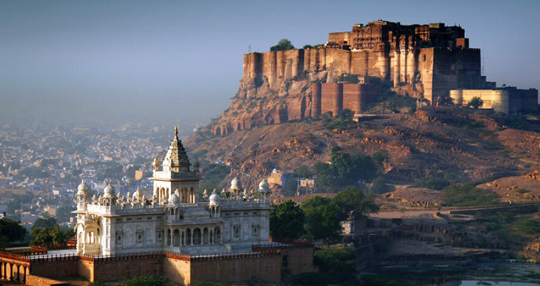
[
  {"xmin": 30, "ymin": 257, "xmax": 78, "ymax": 279},
  {"xmin": 190, "ymin": 253, "xmax": 281, "ymax": 284},
  {"xmin": 242, "ymin": 45, "xmax": 482, "ymax": 105}
]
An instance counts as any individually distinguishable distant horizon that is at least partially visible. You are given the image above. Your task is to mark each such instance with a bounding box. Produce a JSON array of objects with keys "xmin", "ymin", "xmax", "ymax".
[{"xmin": 1, "ymin": 0, "xmax": 538, "ymax": 130}]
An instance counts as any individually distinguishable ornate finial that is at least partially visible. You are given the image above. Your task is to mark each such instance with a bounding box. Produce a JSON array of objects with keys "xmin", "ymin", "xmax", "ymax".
[{"xmin": 175, "ymin": 126, "xmax": 178, "ymax": 137}]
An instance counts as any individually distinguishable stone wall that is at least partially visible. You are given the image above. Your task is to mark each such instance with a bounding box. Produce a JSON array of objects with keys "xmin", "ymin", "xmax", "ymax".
[
  {"xmin": 163, "ymin": 253, "xmax": 191, "ymax": 285},
  {"xmin": 30, "ymin": 257, "xmax": 78, "ymax": 278},
  {"xmin": 92, "ymin": 254, "xmax": 163, "ymax": 282},
  {"xmin": 314, "ymin": 82, "xmax": 381, "ymax": 116},
  {"xmin": 279, "ymin": 247, "xmax": 318, "ymax": 275},
  {"xmin": 190, "ymin": 253, "xmax": 281, "ymax": 284}
]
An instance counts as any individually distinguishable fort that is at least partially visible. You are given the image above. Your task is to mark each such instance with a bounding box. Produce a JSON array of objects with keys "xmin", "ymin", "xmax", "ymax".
[
  {"xmin": 213, "ymin": 20, "xmax": 495, "ymax": 135},
  {"xmin": 243, "ymin": 20, "xmax": 488, "ymax": 103},
  {"xmin": 212, "ymin": 20, "xmax": 538, "ymax": 136}
]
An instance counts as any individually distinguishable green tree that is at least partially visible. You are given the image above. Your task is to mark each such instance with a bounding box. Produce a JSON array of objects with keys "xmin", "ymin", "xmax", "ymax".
[
  {"xmin": 468, "ymin": 96, "xmax": 484, "ymax": 109},
  {"xmin": 30, "ymin": 225, "xmax": 69, "ymax": 247},
  {"xmin": 314, "ymin": 246, "xmax": 356, "ymax": 279},
  {"xmin": 284, "ymin": 178, "xmax": 298, "ymax": 197},
  {"xmin": 313, "ymin": 151, "xmax": 378, "ymax": 193},
  {"xmin": 270, "ymin": 39, "xmax": 295, "ymax": 52},
  {"xmin": 0, "ymin": 217, "xmax": 26, "ymax": 248},
  {"xmin": 369, "ymin": 176, "xmax": 390, "ymax": 194},
  {"xmin": 32, "ymin": 216, "xmax": 57, "ymax": 232},
  {"xmin": 372, "ymin": 149, "xmax": 389, "ymax": 165},
  {"xmin": 269, "ymin": 201, "xmax": 305, "ymax": 240},
  {"xmin": 301, "ymin": 197, "xmax": 341, "ymax": 243},
  {"xmin": 332, "ymin": 187, "xmax": 379, "ymax": 221},
  {"xmin": 293, "ymin": 165, "xmax": 313, "ymax": 178}
]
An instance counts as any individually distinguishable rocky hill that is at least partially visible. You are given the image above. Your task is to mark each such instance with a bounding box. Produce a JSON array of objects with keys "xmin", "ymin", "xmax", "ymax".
[{"xmin": 184, "ymin": 102, "xmax": 540, "ymax": 190}]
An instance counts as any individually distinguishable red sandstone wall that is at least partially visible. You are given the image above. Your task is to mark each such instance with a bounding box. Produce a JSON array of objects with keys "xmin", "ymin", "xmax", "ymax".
[
  {"xmin": 418, "ymin": 48, "xmax": 435, "ymax": 103},
  {"xmin": 280, "ymin": 247, "xmax": 318, "ymax": 275},
  {"xmin": 92, "ymin": 256, "xmax": 163, "ymax": 282},
  {"xmin": 190, "ymin": 255, "xmax": 281, "ymax": 284},
  {"xmin": 163, "ymin": 257, "xmax": 191, "ymax": 285},
  {"xmin": 326, "ymin": 49, "xmax": 350, "ymax": 75},
  {"xmin": 78, "ymin": 259, "xmax": 94, "ymax": 282},
  {"xmin": 431, "ymin": 48, "xmax": 481, "ymax": 103},
  {"xmin": 31, "ymin": 259, "xmax": 78, "ymax": 279},
  {"xmin": 321, "ymin": 83, "xmax": 342, "ymax": 116},
  {"xmin": 287, "ymin": 96, "xmax": 307, "ymax": 120},
  {"xmin": 343, "ymin": 84, "xmax": 362, "ymax": 113},
  {"xmin": 312, "ymin": 83, "xmax": 322, "ymax": 117}
]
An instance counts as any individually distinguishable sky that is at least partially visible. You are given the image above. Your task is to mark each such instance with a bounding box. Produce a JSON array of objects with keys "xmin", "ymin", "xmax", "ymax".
[{"xmin": 1, "ymin": 0, "xmax": 539, "ymax": 130}]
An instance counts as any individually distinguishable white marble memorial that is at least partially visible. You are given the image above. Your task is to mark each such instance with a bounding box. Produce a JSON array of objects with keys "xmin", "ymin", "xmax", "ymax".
[{"xmin": 74, "ymin": 128, "xmax": 272, "ymax": 256}]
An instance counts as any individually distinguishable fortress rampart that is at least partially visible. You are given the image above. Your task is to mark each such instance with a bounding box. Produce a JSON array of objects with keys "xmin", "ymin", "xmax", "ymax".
[
  {"xmin": 243, "ymin": 20, "xmax": 486, "ymax": 104},
  {"xmin": 212, "ymin": 20, "xmax": 516, "ymax": 136},
  {"xmin": 313, "ymin": 82, "xmax": 381, "ymax": 116}
]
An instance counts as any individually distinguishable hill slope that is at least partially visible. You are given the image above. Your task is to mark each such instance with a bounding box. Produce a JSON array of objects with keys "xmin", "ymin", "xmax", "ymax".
[{"xmin": 184, "ymin": 106, "xmax": 540, "ymax": 190}]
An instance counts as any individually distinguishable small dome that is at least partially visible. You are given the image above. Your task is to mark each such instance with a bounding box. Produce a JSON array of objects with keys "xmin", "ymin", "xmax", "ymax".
[
  {"xmin": 169, "ymin": 193, "xmax": 180, "ymax": 205},
  {"xmin": 258, "ymin": 179, "xmax": 270, "ymax": 193},
  {"xmin": 77, "ymin": 179, "xmax": 89, "ymax": 195},
  {"xmin": 231, "ymin": 177, "xmax": 241, "ymax": 190},
  {"xmin": 103, "ymin": 183, "xmax": 115, "ymax": 198},
  {"xmin": 209, "ymin": 190, "xmax": 221, "ymax": 206}
]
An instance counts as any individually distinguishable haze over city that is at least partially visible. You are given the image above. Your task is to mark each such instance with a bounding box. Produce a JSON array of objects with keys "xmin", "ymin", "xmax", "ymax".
[{"xmin": 1, "ymin": 0, "xmax": 539, "ymax": 130}]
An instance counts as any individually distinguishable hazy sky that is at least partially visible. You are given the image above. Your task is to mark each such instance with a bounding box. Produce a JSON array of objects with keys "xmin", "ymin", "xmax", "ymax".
[{"xmin": 1, "ymin": 0, "xmax": 539, "ymax": 129}]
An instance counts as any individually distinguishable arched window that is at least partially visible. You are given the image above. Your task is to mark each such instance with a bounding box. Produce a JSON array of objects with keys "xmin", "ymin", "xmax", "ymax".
[
  {"xmin": 193, "ymin": 228, "xmax": 201, "ymax": 245},
  {"xmin": 203, "ymin": 228, "xmax": 209, "ymax": 244},
  {"xmin": 173, "ymin": 229, "xmax": 180, "ymax": 246},
  {"xmin": 215, "ymin": 227, "xmax": 221, "ymax": 242},
  {"xmin": 186, "ymin": 229, "xmax": 192, "ymax": 245}
]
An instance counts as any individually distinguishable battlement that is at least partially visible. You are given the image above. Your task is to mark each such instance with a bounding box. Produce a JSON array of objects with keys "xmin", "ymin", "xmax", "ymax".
[{"xmin": 240, "ymin": 20, "xmax": 484, "ymax": 107}]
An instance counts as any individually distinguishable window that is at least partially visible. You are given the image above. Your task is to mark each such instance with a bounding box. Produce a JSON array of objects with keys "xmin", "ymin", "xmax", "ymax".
[
  {"xmin": 137, "ymin": 217, "xmax": 142, "ymax": 221},
  {"xmin": 283, "ymin": 255, "xmax": 288, "ymax": 267},
  {"xmin": 147, "ymin": 217, "xmax": 152, "ymax": 220},
  {"xmin": 157, "ymin": 231, "xmax": 163, "ymax": 241},
  {"xmin": 252, "ymin": 225, "xmax": 258, "ymax": 236},
  {"xmin": 116, "ymin": 234, "xmax": 122, "ymax": 245},
  {"xmin": 136, "ymin": 231, "xmax": 144, "ymax": 243},
  {"xmin": 116, "ymin": 218, "xmax": 122, "ymax": 222},
  {"xmin": 127, "ymin": 218, "xmax": 132, "ymax": 221},
  {"xmin": 157, "ymin": 216, "xmax": 162, "ymax": 219},
  {"xmin": 234, "ymin": 225, "xmax": 240, "ymax": 238}
]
